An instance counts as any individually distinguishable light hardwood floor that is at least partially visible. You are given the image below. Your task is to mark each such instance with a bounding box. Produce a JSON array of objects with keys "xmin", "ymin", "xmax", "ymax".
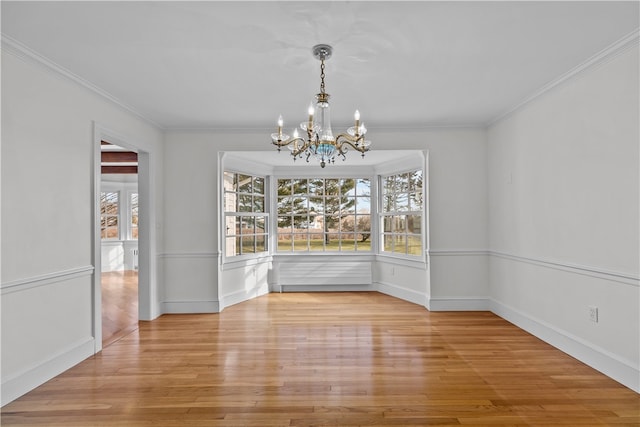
[
  {"xmin": 2, "ymin": 292, "xmax": 638, "ymax": 426},
  {"xmin": 101, "ymin": 271, "xmax": 138, "ymax": 348}
]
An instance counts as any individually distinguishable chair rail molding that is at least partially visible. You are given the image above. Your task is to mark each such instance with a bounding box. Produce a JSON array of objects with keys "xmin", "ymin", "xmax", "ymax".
[{"xmin": 1, "ymin": 265, "xmax": 95, "ymax": 295}]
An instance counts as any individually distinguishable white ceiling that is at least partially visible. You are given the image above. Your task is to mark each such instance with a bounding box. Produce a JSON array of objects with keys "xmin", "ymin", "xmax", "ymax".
[{"xmin": 2, "ymin": 1, "xmax": 639, "ymax": 131}]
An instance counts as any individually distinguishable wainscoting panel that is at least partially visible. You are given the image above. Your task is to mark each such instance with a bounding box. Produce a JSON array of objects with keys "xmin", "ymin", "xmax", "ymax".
[
  {"xmin": 277, "ymin": 261, "xmax": 372, "ymax": 286},
  {"xmin": 1, "ymin": 270, "xmax": 95, "ymax": 405}
]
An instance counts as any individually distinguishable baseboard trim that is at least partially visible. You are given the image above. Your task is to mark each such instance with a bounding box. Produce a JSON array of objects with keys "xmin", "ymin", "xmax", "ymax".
[
  {"xmin": 1, "ymin": 337, "xmax": 95, "ymax": 406},
  {"xmin": 220, "ymin": 284, "xmax": 269, "ymax": 311},
  {"xmin": 161, "ymin": 300, "xmax": 220, "ymax": 314},
  {"xmin": 491, "ymin": 299, "xmax": 639, "ymax": 393},
  {"xmin": 375, "ymin": 281, "xmax": 427, "ymax": 307},
  {"xmin": 428, "ymin": 296, "xmax": 490, "ymax": 311},
  {"xmin": 275, "ymin": 284, "xmax": 375, "ymax": 293}
]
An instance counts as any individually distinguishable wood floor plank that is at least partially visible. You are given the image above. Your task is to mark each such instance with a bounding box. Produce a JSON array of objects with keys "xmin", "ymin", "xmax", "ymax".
[{"xmin": 2, "ymin": 292, "xmax": 638, "ymax": 426}]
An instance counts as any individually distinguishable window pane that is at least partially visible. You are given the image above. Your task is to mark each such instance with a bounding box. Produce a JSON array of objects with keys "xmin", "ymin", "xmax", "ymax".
[
  {"xmin": 410, "ymin": 192, "xmax": 422, "ymax": 211},
  {"xmin": 340, "ymin": 234, "xmax": 356, "ymax": 251},
  {"xmin": 277, "ymin": 197, "xmax": 292, "ymax": 215},
  {"xmin": 253, "ymin": 177, "xmax": 264, "ymax": 194},
  {"xmin": 355, "ymin": 237, "xmax": 371, "ymax": 252},
  {"xmin": 292, "ymin": 197, "xmax": 307, "ymax": 214},
  {"xmin": 241, "ymin": 235, "xmax": 255, "ymax": 254},
  {"xmin": 130, "ymin": 193, "xmax": 139, "ymax": 239},
  {"xmin": 345, "ymin": 197, "xmax": 356, "ymax": 215},
  {"xmin": 357, "ymin": 178, "xmax": 370, "ymax": 197},
  {"xmin": 277, "ymin": 179, "xmax": 292, "ymax": 196},
  {"xmin": 293, "ymin": 215, "xmax": 307, "ymax": 229},
  {"xmin": 383, "ymin": 177, "xmax": 394, "ymax": 195},
  {"xmin": 410, "ymin": 170, "xmax": 423, "ymax": 191},
  {"xmin": 224, "ymin": 192, "xmax": 237, "ymax": 213},
  {"xmin": 395, "ymin": 193, "xmax": 409, "ymax": 211},
  {"xmin": 383, "ymin": 234, "xmax": 393, "ymax": 252},
  {"xmin": 292, "ymin": 178, "xmax": 308, "ymax": 195},
  {"xmin": 278, "ymin": 216, "xmax": 292, "ymax": 232},
  {"xmin": 256, "ymin": 234, "xmax": 266, "ymax": 252},
  {"xmin": 235, "ymin": 237, "xmax": 241, "ymax": 256},
  {"xmin": 383, "ymin": 216, "xmax": 393, "ymax": 233},
  {"xmin": 226, "ymin": 237, "xmax": 236, "ymax": 255},
  {"xmin": 293, "ymin": 234, "xmax": 308, "ymax": 251},
  {"xmin": 277, "ymin": 237, "xmax": 292, "ymax": 252},
  {"xmin": 382, "ymin": 195, "xmax": 394, "ymax": 213},
  {"xmin": 309, "ymin": 234, "xmax": 324, "ymax": 251},
  {"xmin": 238, "ymin": 194, "xmax": 252, "ymax": 212},
  {"xmin": 342, "ymin": 178, "xmax": 356, "ymax": 197},
  {"xmin": 407, "ymin": 235, "xmax": 422, "ymax": 256},
  {"xmin": 256, "ymin": 217, "xmax": 265, "ymax": 233},
  {"xmin": 253, "ymin": 196, "xmax": 265, "ymax": 212},
  {"xmin": 223, "ymin": 171, "xmax": 236, "ymax": 192},
  {"xmin": 243, "ymin": 217, "xmax": 255, "ymax": 233},
  {"xmin": 407, "ymin": 215, "xmax": 421, "ymax": 234},
  {"xmin": 309, "ymin": 196, "xmax": 324, "ymax": 214},
  {"xmin": 325, "ymin": 179, "xmax": 339, "ymax": 195},
  {"xmin": 101, "ymin": 192, "xmax": 119, "ymax": 214},
  {"xmin": 225, "ymin": 216, "xmax": 235, "ymax": 236},
  {"xmin": 309, "ymin": 179, "xmax": 324, "ymax": 195},
  {"xmin": 393, "ymin": 235, "xmax": 407, "ymax": 254},
  {"xmin": 238, "ymin": 174, "xmax": 252, "ymax": 193}
]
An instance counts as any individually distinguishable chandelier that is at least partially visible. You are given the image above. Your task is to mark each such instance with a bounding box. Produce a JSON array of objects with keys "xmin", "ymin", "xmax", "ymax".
[{"xmin": 271, "ymin": 44, "xmax": 371, "ymax": 168}]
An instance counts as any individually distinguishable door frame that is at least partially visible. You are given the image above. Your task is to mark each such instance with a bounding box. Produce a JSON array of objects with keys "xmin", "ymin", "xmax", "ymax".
[{"xmin": 92, "ymin": 123, "xmax": 158, "ymax": 352}]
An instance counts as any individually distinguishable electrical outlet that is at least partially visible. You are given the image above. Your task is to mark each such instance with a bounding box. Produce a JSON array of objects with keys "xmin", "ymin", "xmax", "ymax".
[{"xmin": 588, "ymin": 306, "xmax": 598, "ymax": 323}]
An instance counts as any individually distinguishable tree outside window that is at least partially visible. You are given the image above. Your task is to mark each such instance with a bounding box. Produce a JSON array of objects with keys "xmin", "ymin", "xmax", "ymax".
[{"xmin": 276, "ymin": 178, "xmax": 371, "ymax": 252}]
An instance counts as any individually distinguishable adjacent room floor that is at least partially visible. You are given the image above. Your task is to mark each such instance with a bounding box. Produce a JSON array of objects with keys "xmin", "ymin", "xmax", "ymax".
[{"xmin": 101, "ymin": 270, "xmax": 138, "ymax": 348}]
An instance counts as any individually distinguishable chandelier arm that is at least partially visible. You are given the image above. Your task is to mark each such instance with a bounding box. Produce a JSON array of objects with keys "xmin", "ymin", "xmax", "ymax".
[
  {"xmin": 335, "ymin": 133, "xmax": 369, "ymax": 154},
  {"xmin": 271, "ymin": 136, "xmax": 312, "ymax": 156}
]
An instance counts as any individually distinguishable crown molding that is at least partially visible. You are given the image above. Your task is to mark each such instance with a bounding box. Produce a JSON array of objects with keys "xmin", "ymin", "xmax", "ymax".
[
  {"xmin": 1, "ymin": 34, "xmax": 163, "ymax": 130},
  {"xmin": 489, "ymin": 28, "xmax": 640, "ymax": 127}
]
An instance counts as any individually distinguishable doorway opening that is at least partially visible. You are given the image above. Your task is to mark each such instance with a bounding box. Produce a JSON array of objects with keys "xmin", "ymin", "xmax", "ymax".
[{"xmin": 100, "ymin": 140, "xmax": 139, "ymax": 347}]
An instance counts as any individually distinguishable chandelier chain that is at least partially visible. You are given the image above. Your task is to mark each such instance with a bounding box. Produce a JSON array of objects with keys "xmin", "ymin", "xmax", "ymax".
[{"xmin": 320, "ymin": 59, "xmax": 326, "ymax": 94}]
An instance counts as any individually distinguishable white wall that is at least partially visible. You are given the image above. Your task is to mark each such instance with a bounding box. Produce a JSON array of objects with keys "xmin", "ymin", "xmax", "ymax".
[
  {"xmin": 487, "ymin": 46, "xmax": 639, "ymax": 391},
  {"xmin": 1, "ymin": 46, "xmax": 164, "ymax": 405},
  {"xmin": 163, "ymin": 128, "xmax": 488, "ymax": 312}
]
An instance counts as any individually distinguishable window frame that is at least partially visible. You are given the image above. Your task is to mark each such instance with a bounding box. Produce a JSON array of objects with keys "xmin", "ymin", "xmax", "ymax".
[
  {"xmin": 273, "ymin": 175, "xmax": 373, "ymax": 254},
  {"xmin": 128, "ymin": 190, "xmax": 139, "ymax": 240},
  {"xmin": 378, "ymin": 168, "xmax": 425, "ymax": 259},
  {"xmin": 223, "ymin": 170, "xmax": 269, "ymax": 260},
  {"xmin": 100, "ymin": 190, "xmax": 120, "ymax": 240}
]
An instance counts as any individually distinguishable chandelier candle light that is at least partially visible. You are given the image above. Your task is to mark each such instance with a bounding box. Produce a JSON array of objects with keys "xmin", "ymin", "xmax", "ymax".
[{"xmin": 271, "ymin": 44, "xmax": 371, "ymax": 168}]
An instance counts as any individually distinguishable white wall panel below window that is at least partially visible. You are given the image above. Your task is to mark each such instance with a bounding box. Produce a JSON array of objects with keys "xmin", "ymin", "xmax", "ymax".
[{"xmin": 277, "ymin": 261, "xmax": 372, "ymax": 286}]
